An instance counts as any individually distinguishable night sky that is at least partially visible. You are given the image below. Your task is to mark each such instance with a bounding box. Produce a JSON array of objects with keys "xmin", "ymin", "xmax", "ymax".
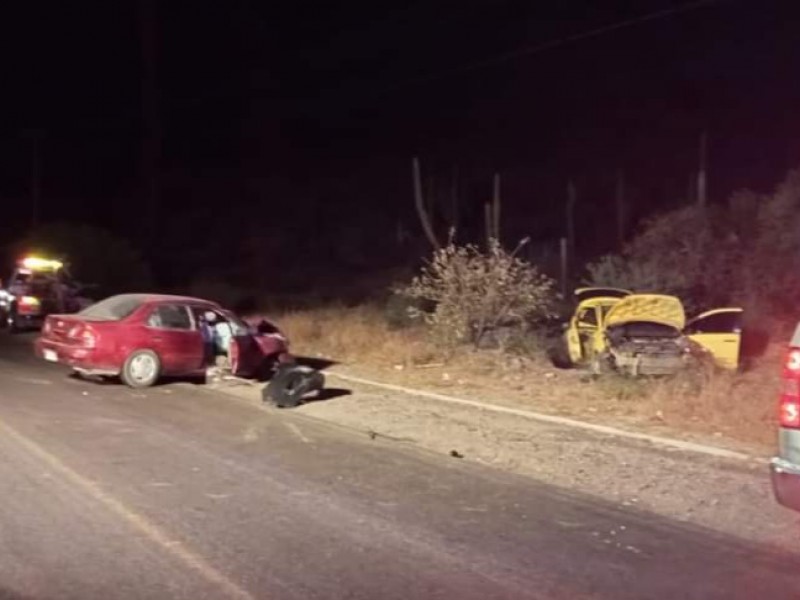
[{"xmin": 1, "ymin": 1, "xmax": 799, "ymax": 287}]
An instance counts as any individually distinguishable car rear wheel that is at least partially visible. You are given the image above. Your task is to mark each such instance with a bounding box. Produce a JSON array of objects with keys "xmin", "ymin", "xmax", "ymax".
[{"xmin": 121, "ymin": 350, "xmax": 161, "ymax": 388}]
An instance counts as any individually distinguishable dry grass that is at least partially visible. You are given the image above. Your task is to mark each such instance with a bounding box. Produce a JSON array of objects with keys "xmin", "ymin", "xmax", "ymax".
[{"xmin": 264, "ymin": 304, "xmax": 781, "ymax": 453}]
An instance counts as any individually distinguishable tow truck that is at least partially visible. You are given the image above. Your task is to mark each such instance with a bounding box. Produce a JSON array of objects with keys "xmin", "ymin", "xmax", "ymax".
[{"xmin": 0, "ymin": 256, "xmax": 85, "ymax": 332}]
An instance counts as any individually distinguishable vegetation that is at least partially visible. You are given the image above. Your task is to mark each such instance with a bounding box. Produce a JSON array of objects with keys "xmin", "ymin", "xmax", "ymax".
[
  {"xmin": 586, "ymin": 169, "xmax": 800, "ymax": 321},
  {"xmin": 399, "ymin": 238, "xmax": 556, "ymax": 351}
]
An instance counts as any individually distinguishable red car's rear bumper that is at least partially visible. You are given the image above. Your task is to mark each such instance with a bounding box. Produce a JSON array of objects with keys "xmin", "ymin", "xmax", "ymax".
[{"xmin": 35, "ymin": 338, "xmax": 120, "ymax": 376}]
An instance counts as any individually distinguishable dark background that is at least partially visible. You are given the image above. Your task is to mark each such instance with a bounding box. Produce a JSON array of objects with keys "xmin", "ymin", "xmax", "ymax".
[{"xmin": 0, "ymin": 0, "xmax": 798, "ymax": 296}]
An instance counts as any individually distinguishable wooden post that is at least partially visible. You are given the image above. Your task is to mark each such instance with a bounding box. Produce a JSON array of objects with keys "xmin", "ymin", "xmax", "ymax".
[
  {"xmin": 560, "ymin": 237, "xmax": 569, "ymax": 298},
  {"xmin": 492, "ymin": 173, "xmax": 501, "ymax": 242},
  {"xmin": 450, "ymin": 165, "xmax": 459, "ymax": 233},
  {"xmin": 484, "ymin": 202, "xmax": 492, "ymax": 247},
  {"xmin": 615, "ymin": 169, "xmax": 625, "ymax": 248},
  {"xmin": 697, "ymin": 130, "xmax": 707, "ymax": 207},
  {"xmin": 139, "ymin": 0, "xmax": 161, "ymax": 243},
  {"xmin": 566, "ymin": 181, "xmax": 577, "ymax": 259},
  {"xmin": 29, "ymin": 129, "xmax": 43, "ymax": 229}
]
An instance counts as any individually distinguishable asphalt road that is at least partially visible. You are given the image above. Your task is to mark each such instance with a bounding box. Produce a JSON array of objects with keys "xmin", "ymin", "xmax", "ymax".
[{"xmin": 0, "ymin": 331, "xmax": 798, "ymax": 600}]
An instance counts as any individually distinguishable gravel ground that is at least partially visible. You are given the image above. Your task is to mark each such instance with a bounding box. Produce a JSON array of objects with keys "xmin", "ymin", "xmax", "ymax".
[{"xmin": 208, "ymin": 370, "xmax": 800, "ymax": 556}]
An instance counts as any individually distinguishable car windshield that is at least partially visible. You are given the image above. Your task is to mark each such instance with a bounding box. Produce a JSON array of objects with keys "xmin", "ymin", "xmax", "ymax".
[
  {"xmin": 220, "ymin": 309, "xmax": 251, "ymax": 335},
  {"xmin": 78, "ymin": 295, "xmax": 145, "ymax": 321}
]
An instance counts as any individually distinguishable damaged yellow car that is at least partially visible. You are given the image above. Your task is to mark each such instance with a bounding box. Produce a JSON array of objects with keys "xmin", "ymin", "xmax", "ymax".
[{"xmin": 562, "ymin": 288, "xmax": 742, "ymax": 376}]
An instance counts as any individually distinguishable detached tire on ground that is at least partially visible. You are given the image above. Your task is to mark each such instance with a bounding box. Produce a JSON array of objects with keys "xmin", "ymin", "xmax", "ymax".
[
  {"xmin": 121, "ymin": 349, "xmax": 161, "ymax": 388},
  {"xmin": 263, "ymin": 365, "xmax": 325, "ymax": 408}
]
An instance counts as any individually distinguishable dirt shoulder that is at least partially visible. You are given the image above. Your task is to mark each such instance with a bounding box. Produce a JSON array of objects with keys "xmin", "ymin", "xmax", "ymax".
[{"xmin": 208, "ymin": 366, "xmax": 800, "ymax": 556}]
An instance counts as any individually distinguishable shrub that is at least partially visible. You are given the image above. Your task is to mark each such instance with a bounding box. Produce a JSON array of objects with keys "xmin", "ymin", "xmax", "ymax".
[
  {"xmin": 401, "ymin": 239, "xmax": 556, "ymax": 351},
  {"xmin": 585, "ymin": 167, "xmax": 800, "ymax": 320}
]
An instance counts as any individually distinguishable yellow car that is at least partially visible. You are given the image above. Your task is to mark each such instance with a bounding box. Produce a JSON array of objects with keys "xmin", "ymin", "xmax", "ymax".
[{"xmin": 563, "ymin": 289, "xmax": 742, "ymax": 375}]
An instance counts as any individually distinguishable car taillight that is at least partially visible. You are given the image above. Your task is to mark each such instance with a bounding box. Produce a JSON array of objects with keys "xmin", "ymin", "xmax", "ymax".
[
  {"xmin": 19, "ymin": 296, "xmax": 40, "ymax": 307},
  {"xmin": 43, "ymin": 319, "xmax": 52, "ymax": 334},
  {"xmin": 780, "ymin": 346, "xmax": 800, "ymax": 428},
  {"xmin": 780, "ymin": 392, "xmax": 800, "ymax": 428},
  {"xmin": 786, "ymin": 348, "xmax": 800, "ymax": 374},
  {"xmin": 81, "ymin": 329, "xmax": 96, "ymax": 348},
  {"xmin": 68, "ymin": 324, "xmax": 96, "ymax": 348}
]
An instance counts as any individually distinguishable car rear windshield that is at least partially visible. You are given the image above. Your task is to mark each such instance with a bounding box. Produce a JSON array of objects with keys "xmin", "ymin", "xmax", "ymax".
[{"xmin": 78, "ymin": 295, "xmax": 144, "ymax": 321}]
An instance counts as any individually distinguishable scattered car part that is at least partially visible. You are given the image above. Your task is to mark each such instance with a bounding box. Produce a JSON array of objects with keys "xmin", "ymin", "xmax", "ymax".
[{"xmin": 263, "ymin": 364, "xmax": 325, "ymax": 408}]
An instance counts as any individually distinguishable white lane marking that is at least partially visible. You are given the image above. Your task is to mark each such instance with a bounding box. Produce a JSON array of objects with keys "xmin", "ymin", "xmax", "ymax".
[
  {"xmin": 285, "ymin": 422, "xmax": 312, "ymax": 444},
  {"xmin": 0, "ymin": 418, "xmax": 256, "ymax": 600},
  {"xmin": 326, "ymin": 371, "xmax": 756, "ymax": 462}
]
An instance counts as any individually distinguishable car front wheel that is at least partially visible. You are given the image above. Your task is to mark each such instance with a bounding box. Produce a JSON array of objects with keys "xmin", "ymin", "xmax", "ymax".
[
  {"xmin": 121, "ymin": 350, "xmax": 161, "ymax": 388},
  {"xmin": 7, "ymin": 306, "xmax": 21, "ymax": 333}
]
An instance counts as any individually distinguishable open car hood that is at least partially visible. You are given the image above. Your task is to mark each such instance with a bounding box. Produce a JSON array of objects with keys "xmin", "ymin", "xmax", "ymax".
[{"xmin": 604, "ymin": 294, "xmax": 686, "ymax": 331}]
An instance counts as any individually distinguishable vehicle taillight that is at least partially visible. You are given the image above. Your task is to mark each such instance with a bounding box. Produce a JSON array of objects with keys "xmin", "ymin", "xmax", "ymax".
[
  {"xmin": 780, "ymin": 348, "xmax": 800, "ymax": 428},
  {"xmin": 81, "ymin": 329, "xmax": 96, "ymax": 349},
  {"xmin": 780, "ymin": 392, "xmax": 800, "ymax": 429},
  {"xmin": 42, "ymin": 319, "xmax": 52, "ymax": 334},
  {"xmin": 68, "ymin": 324, "xmax": 96, "ymax": 348},
  {"xmin": 786, "ymin": 348, "xmax": 800, "ymax": 374},
  {"xmin": 19, "ymin": 296, "xmax": 40, "ymax": 307}
]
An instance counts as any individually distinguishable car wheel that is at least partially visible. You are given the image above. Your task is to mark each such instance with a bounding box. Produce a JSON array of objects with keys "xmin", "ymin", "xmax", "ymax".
[
  {"xmin": 121, "ymin": 350, "xmax": 161, "ymax": 388},
  {"xmin": 263, "ymin": 365, "xmax": 324, "ymax": 408},
  {"xmin": 547, "ymin": 339, "xmax": 573, "ymax": 369},
  {"xmin": 7, "ymin": 306, "xmax": 21, "ymax": 333}
]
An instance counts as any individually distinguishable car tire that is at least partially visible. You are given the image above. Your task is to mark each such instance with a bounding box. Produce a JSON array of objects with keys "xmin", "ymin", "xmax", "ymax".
[
  {"xmin": 7, "ymin": 305, "xmax": 21, "ymax": 334},
  {"xmin": 121, "ymin": 350, "xmax": 161, "ymax": 388},
  {"xmin": 263, "ymin": 364, "xmax": 324, "ymax": 408},
  {"xmin": 547, "ymin": 339, "xmax": 573, "ymax": 369}
]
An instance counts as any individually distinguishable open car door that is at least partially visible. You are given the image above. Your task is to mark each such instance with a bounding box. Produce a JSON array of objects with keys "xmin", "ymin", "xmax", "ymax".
[
  {"xmin": 221, "ymin": 310, "xmax": 265, "ymax": 378},
  {"xmin": 684, "ymin": 308, "xmax": 743, "ymax": 370}
]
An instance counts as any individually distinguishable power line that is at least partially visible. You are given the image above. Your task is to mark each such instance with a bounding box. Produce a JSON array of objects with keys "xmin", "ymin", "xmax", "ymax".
[{"xmin": 375, "ymin": 0, "xmax": 731, "ymax": 95}]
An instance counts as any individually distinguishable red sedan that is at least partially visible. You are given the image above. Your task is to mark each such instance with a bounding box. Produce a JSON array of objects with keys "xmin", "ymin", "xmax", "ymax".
[{"xmin": 34, "ymin": 293, "xmax": 292, "ymax": 387}]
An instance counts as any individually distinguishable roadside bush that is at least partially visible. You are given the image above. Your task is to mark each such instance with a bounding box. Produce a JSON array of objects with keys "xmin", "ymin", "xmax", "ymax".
[
  {"xmin": 401, "ymin": 239, "xmax": 556, "ymax": 351},
  {"xmin": 585, "ymin": 167, "xmax": 800, "ymax": 321}
]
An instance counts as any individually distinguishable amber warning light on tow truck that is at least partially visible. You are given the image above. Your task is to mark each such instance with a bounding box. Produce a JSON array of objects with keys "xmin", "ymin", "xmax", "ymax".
[{"xmin": 19, "ymin": 257, "xmax": 63, "ymax": 271}]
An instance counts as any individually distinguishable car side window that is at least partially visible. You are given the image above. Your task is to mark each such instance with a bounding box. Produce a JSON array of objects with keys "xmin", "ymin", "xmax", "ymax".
[
  {"xmin": 147, "ymin": 305, "xmax": 193, "ymax": 330},
  {"xmin": 687, "ymin": 312, "xmax": 742, "ymax": 334},
  {"xmin": 578, "ymin": 308, "xmax": 598, "ymax": 327}
]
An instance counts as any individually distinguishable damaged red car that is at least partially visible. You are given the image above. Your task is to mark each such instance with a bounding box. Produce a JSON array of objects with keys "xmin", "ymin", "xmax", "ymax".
[{"xmin": 34, "ymin": 293, "xmax": 292, "ymax": 387}]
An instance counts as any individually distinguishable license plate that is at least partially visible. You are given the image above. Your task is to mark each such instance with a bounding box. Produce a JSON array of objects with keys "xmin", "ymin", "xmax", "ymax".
[{"xmin": 43, "ymin": 349, "xmax": 58, "ymax": 363}]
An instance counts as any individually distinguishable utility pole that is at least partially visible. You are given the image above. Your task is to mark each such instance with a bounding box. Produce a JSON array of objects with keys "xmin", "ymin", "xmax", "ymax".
[
  {"xmin": 615, "ymin": 168, "xmax": 625, "ymax": 249},
  {"xmin": 139, "ymin": 0, "xmax": 161, "ymax": 243},
  {"xmin": 30, "ymin": 129, "xmax": 43, "ymax": 229}
]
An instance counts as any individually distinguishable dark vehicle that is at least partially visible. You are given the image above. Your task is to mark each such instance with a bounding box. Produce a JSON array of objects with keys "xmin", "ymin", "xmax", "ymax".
[
  {"xmin": 34, "ymin": 293, "xmax": 293, "ymax": 388},
  {"xmin": 0, "ymin": 256, "xmax": 88, "ymax": 332},
  {"xmin": 770, "ymin": 322, "xmax": 800, "ymax": 511}
]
